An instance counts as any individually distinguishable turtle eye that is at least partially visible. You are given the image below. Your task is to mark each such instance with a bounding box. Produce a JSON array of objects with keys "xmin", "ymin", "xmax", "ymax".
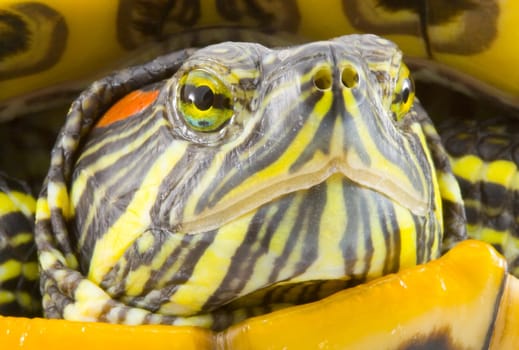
[
  {"xmin": 178, "ymin": 69, "xmax": 233, "ymax": 132},
  {"xmin": 391, "ymin": 64, "xmax": 415, "ymax": 121}
]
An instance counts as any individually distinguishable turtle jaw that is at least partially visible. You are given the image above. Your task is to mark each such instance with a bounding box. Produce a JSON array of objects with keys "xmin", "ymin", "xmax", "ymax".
[
  {"xmin": 177, "ymin": 157, "xmax": 431, "ymax": 236},
  {"xmin": 112, "ymin": 169, "xmax": 442, "ymax": 319}
]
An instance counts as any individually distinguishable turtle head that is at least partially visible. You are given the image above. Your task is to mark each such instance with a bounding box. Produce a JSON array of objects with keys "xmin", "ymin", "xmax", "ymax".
[{"xmin": 36, "ymin": 35, "xmax": 451, "ymax": 327}]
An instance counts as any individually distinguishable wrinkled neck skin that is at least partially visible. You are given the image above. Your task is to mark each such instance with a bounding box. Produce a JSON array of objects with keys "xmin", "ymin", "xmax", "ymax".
[{"xmin": 63, "ymin": 35, "xmax": 443, "ymax": 327}]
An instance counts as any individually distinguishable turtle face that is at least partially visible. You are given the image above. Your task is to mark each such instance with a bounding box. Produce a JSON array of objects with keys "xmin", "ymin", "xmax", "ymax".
[
  {"xmin": 161, "ymin": 36, "xmax": 429, "ymax": 234},
  {"xmin": 66, "ymin": 35, "xmax": 442, "ymax": 324}
]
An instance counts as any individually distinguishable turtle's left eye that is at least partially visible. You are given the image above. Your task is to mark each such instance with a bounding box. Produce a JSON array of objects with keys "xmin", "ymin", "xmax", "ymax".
[
  {"xmin": 178, "ymin": 69, "xmax": 233, "ymax": 132},
  {"xmin": 391, "ymin": 64, "xmax": 415, "ymax": 121}
]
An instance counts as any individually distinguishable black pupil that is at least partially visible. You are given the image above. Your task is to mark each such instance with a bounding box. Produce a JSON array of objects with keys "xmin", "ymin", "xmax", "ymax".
[
  {"xmin": 189, "ymin": 85, "xmax": 214, "ymax": 111},
  {"xmin": 401, "ymin": 80, "xmax": 410, "ymax": 103}
]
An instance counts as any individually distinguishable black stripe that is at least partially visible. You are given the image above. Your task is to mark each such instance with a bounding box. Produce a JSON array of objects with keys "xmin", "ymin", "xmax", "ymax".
[
  {"xmin": 266, "ymin": 195, "xmax": 309, "ymax": 283},
  {"xmin": 360, "ymin": 195, "xmax": 375, "ymax": 279},
  {"xmin": 457, "ymin": 176, "xmax": 517, "ymax": 235},
  {"xmin": 463, "ymin": 205, "xmax": 481, "ymax": 227},
  {"xmin": 132, "ymin": 230, "xmax": 199, "ymax": 307},
  {"xmin": 75, "ymin": 105, "xmax": 163, "ymax": 168},
  {"xmin": 0, "ymin": 298, "xmax": 39, "ymax": 317},
  {"xmin": 149, "ymin": 143, "xmax": 214, "ymax": 227},
  {"xmin": 413, "ymin": 214, "xmax": 426, "ymax": 264},
  {"xmin": 299, "ymin": 281, "xmax": 325, "ymax": 304},
  {"xmin": 108, "ymin": 228, "xmax": 219, "ymax": 312},
  {"xmin": 203, "ymin": 194, "xmax": 295, "ymax": 310},
  {"xmin": 73, "ymin": 130, "xmax": 166, "ymax": 271},
  {"xmin": 289, "ymin": 91, "xmax": 337, "ymax": 172},
  {"xmin": 482, "ymin": 181, "xmax": 508, "ymax": 211},
  {"xmin": 161, "ymin": 229, "xmax": 218, "ymax": 310},
  {"xmin": 292, "ymin": 182, "xmax": 325, "ymax": 274},
  {"xmin": 380, "ymin": 197, "xmax": 401, "ymax": 275},
  {"xmin": 441, "ymin": 198, "xmax": 468, "ymax": 245},
  {"xmin": 482, "ymin": 270, "xmax": 507, "ymax": 350},
  {"xmin": 341, "ymin": 179, "xmax": 367, "ymax": 278},
  {"xmin": 0, "ymin": 273, "xmax": 38, "ymax": 291},
  {"xmin": 0, "ymin": 172, "xmax": 33, "ymax": 195},
  {"xmin": 41, "ymin": 274, "xmax": 75, "ymax": 318},
  {"xmin": 0, "ymin": 211, "xmax": 33, "ymax": 238},
  {"xmin": 202, "ymin": 205, "xmax": 268, "ymax": 309},
  {"xmin": 360, "ymin": 99, "xmax": 429, "ymax": 199}
]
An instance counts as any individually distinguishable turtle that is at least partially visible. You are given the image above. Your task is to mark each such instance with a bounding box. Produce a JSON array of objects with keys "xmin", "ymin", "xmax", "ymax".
[{"xmin": 1, "ymin": 0, "xmax": 519, "ymax": 349}]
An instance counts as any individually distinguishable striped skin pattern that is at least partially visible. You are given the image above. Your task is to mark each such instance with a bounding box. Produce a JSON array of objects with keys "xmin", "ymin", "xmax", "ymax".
[
  {"xmin": 0, "ymin": 173, "xmax": 40, "ymax": 316},
  {"xmin": 440, "ymin": 118, "xmax": 519, "ymax": 275},
  {"xmin": 34, "ymin": 35, "xmax": 462, "ymax": 329}
]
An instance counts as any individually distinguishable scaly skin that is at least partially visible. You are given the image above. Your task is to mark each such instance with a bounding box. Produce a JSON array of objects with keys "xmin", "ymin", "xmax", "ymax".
[{"xmin": 1, "ymin": 1, "xmax": 517, "ymax": 346}]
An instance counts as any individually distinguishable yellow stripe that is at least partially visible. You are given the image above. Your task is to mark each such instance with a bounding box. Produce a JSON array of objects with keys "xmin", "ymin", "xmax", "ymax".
[
  {"xmin": 154, "ymin": 237, "xmax": 196, "ymax": 290},
  {"xmin": 0, "ymin": 193, "xmax": 19, "ymax": 216},
  {"xmin": 72, "ymin": 117, "xmax": 166, "ymax": 249},
  {"xmin": 39, "ymin": 251, "xmax": 60, "ymax": 271},
  {"xmin": 0, "ymin": 290, "xmax": 15, "ymax": 304},
  {"xmin": 395, "ymin": 204, "xmax": 418, "ymax": 268},
  {"xmin": 438, "ymin": 172, "xmax": 463, "ymax": 203},
  {"xmin": 160, "ymin": 216, "xmax": 251, "ymax": 315},
  {"xmin": 483, "ymin": 159, "xmax": 517, "ymax": 188},
  {"xmin": 247, "ymin": 195, "xmax": 303, "ymax": 288},
  {"xmin": 0, "ymin": 191, "xmax": 35, "ymax": 217},
  {"xmin": 125, "ymin": 265, "xmax": 152, "ymax": 297},
  {"xmin": 514, "ymin": 172, "xmax": 519, "ymax": 192},
  {"xmin": 8, "ymin": 191, "xmax": 36, "ymax": 217},
  {"xmin": 316, "ymin": 176, "xmax": 348, "ymax": 277},
  {"xmin": 35, "ymin": 198, "xmax": 51, "ymax": 221},
  {"xmin": 15, "ymin": 291, "xmax": 37, "ymax": 310},
  {"xmin": 71, "ymin": 116, "xmax": 165, "ymax": 208},
  {"xmin": 467, "ymin": 224, "xmax": 508, "ymax": 247},
  {"xmin": 365, "ymin": 196, "xmax": 388, "ymax": 277},
  {"xmin": 451, "ymin": 155, "xmax": 483, "ymax": 183},
  {"xmin": 452, "ymin": 155, "xmax": 518, "ymax": 190},
  {"xmin": 88, "ymin": 143, "xmax": 187, "ymax": 284},
  {"xmin": 63, "ymin": 279, "xmax": 114, "ymax": 322},
  {"xmin": 0, "ymin": 260, "xmax": 21, "ymax": 282},
  {"xmin": 342, "ymin": 88, "xmax": 428, "ymax": 215},
  {"xmin": 48, "ymin": 181, "xmax": 72, "ymax": 219},
  {"xmin": 22, "ymin": 262, "xmax": 39, "ymax": 281},
  {"xmin": 9, "ymin": 232, "xmax": 33, "ymax": 247}
]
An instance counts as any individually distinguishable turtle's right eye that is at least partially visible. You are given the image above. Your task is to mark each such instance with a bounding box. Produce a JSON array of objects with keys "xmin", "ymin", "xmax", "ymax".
[
  {"xmin": 391, "ymin": 64, "xmax": 415, "ymax": 121},
  {"xmin": 177, "ymin": 69, "xmax": 234, "ymax": 132}
]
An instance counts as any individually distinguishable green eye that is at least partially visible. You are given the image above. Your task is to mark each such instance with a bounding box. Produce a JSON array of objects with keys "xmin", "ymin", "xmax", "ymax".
[
  {"xmin": 178, "ymin": 69, "xmax": 233, "ymax": 132},
  {"xmin": 391, "ymin": 64, "xmax": 415, "ymax": 121}
]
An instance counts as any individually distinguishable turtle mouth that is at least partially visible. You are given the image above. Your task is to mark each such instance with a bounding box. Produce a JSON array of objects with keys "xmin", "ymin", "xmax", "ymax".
[{"xmin": 178, "ymin": 158, "xmax": 429, "ymax": 235}]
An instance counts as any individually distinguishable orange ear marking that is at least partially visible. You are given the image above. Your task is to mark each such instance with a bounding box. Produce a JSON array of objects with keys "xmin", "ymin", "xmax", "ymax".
[{"xmin": 96, "ymin": 89, "xmax": 160, "ymax": 127}]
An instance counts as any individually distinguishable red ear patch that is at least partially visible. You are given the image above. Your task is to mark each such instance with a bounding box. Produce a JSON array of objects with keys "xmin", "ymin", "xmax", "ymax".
[{"xmin": 96, "ymin": 89, "xmax": 160, "ymax": 128}]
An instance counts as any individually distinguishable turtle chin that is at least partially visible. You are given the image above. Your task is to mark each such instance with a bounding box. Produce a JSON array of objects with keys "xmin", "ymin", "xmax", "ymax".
[{"xmin": 107, "ymin": 172, "xmax": 441, "ymax": 319}]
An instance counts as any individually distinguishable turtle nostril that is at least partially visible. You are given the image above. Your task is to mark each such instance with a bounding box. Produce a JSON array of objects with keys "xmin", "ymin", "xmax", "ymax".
[
  {"xmin": 341, "ymin": 65, "xmax": 359, "ymax": 88},
  {"xmin": 313, "ymin": 67, "xmax": 332, "ymax": 90}
]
